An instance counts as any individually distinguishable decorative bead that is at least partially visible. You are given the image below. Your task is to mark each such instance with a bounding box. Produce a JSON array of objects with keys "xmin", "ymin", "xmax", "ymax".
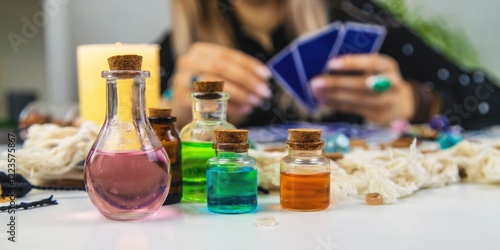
[
  {"xmin": 479, "ymin": 102, "xmax": 490, "ymax": 115},
  {"xmin": 459, "ymin": 74, "xmax": 470, "ymax": 86},
  {"xmin": 324, "ymin": 152, "xmax": 344, "ymax": 161},
  {"xmin": 402, "ymin": 43, "xmax": 414, "ymax": 56},
  {"xmin": 324, "ymin": 133, "xmax": 350, "ymax": 153},
  {"xmin": 473, "ymin": 71, "xmax": 485, "ymax": 83},
  {"xmin": 437, "ymin": 68, "xmax": 450, "ymax": 81},
  {"xmin": 390, "ymin": 119, "xmax": 410, "ymax": 134},
  {"xmin": 256, "ymin": 216, "xmax": 277, "ymax": 227},
  {"xmin": 437, "ymin": 130, "xmax": 463, "ymax": 149},
  {"xmin": 429, "ymin": 115, "xmax": 450, "ymax": 131},
  {"xmin": 365, "ymin": 193, "xmax": 384, "ymax": 206}
]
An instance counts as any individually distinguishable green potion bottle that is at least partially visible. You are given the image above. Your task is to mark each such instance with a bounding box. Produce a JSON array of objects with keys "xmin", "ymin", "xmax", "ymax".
[{"xmin": 180, "ymin": 81, "xmax": 235, "ymax": 202}]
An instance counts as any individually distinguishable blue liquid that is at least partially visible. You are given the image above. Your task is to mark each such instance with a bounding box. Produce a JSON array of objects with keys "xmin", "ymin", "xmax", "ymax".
[{"xmin": 206, "ymin": 166, "xmax": 257, "ymax": 214}]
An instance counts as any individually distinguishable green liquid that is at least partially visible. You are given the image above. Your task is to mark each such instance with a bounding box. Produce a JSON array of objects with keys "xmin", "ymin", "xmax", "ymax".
[{"xmin": 181, "ymin": 141, "xmax": 215, "ymax": 202}]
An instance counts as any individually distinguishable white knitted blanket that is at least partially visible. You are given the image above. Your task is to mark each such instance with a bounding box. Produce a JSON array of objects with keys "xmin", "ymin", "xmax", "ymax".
[
  {"xmin": 252, "ymin": 140, "xmax": 500, "ymax": 204},
  {"xmin": 0, "ymin": 122, "xmax": 99, "ymax": 179},
  {"xmin": 1, "ymin": 123, "xmax": 500, "ymax": 204}
]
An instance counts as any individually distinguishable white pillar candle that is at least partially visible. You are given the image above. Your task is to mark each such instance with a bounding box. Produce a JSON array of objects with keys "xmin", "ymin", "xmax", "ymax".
[{"xmin": 77, "ymin": 43, "xmax": 161, "ymax": 125}]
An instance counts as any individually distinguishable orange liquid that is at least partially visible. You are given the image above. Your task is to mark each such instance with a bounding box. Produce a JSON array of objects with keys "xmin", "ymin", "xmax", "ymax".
[{"xmin": 280, "ymin": 171, "xmax": 330, "ymax": 211}]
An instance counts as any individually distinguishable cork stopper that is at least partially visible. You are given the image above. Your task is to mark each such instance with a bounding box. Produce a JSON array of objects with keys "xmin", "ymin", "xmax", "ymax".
[
  {"xmin": 288, "ymin": 129, "xmax": 322, "ymax": 143},
  {"xmin": 194, "ymin": 81, "xmax": 224, "ymax": 92},
  {"xmin": 213, "ymin": 129, "xmax": 250, "ymax": 153},
  {"xmin": 149, "ymin": 107, "xmax": 172, "ymax": 117},
  {"xmin": 287, "ymin": 128, "xmax": 324, "ymax": 150},
  {"xmin": 214, "ymin": 129, "xmax": 248, "ymax": 143},
  {"xmin": 107, "ymin": 54, "xmax": 143, "ymax": 70}
]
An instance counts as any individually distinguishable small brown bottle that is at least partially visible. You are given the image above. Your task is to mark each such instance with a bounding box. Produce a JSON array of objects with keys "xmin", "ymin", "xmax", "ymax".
[
  {"xmin": 280, "ymin": 128, "xmax": 331, "ymax": 211},
  {"xmin": 149, "ymin": 108, "xmax": 182, "ymax": 204}
]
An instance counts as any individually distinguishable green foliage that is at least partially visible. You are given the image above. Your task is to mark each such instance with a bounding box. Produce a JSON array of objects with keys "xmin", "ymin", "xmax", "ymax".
[{"xmin": 376, "ymin": 0, "xmax": 481, "ymax": 70}]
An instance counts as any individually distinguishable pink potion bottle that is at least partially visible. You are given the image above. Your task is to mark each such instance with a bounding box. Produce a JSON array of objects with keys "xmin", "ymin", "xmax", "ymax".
[{"xmin": 84, "ymin": 55, "xmax": 171, "ymax": 220}]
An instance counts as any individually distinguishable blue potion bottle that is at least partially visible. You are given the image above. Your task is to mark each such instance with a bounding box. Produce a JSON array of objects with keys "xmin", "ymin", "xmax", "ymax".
[{"xmin": 207, "ymin": 129, "xmax": 257, "ymax": 214}]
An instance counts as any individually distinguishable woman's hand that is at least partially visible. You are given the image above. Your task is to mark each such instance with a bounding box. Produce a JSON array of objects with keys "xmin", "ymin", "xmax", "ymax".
[
  {"xmin": 171, "ymin": 42, "xmax": 272, "ymax": 127},
  {"xmin": 310, "ymin": 54, "xmax": 416, "ymax": 125}
]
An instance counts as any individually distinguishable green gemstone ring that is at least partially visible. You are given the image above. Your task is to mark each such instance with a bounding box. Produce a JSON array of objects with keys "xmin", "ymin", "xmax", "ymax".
[{"xmin": 366, "ymin": 75, "xmax": 392, "ymax": 93}]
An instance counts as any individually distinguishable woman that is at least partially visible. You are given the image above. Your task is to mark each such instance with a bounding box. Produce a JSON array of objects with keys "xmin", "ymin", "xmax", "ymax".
[{"xmin": 160, "ymin": 0, "xmax": 500, "ymax": 130}]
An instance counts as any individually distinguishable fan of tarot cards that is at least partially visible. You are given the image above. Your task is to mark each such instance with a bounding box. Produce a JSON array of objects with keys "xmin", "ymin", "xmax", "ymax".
[{"xmin": 267, "ymin": 21, "xmax": 386, "ymax": 112}]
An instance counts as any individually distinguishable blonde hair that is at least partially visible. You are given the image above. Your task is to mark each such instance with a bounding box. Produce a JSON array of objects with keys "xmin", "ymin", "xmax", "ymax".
[{"xmin": 171, "ymin": 0, "xmax": 328, "ymax": 56}]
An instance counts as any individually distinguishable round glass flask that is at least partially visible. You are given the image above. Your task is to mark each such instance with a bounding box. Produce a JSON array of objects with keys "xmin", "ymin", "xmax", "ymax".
[{"xmin": 84, "ymin": 70, "xmax": 171, "ymax": 220}]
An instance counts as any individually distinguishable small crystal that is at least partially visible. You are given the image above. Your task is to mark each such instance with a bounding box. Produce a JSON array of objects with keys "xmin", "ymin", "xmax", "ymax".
[
  {"xmin": 429, "ymin": 115, "xmax": 450, "ymax": 131},
  {"xmin": 324, "ymin": 133, "xmax": 350, "ymax": 153},
  {"xmin": 437, "ymin": 130, "xmax": 463, "ymax": 149},
  {"xmin": 256, "ymin": 216, "xmax": 277, "ymax": 227}
]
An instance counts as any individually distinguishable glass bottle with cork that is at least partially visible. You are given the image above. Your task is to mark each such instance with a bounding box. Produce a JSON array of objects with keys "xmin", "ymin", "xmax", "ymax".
[
  {"xmin": 84, "ymin": 55, "xmax": 171, "ymax": 220},
  {"xmin": 207, "ymin": 129, "xmax": 258, "ymax": 214},
  {"xmin": 180, "ymin": 81, "xmax": 235, "ymax": 202},
  {"xmin": 280, "ymin": 128, "xmax": 331, "ymax": 211},
  {"xmin": 148, "ymin": 107, "xmax": 182, "ymax": 205}
]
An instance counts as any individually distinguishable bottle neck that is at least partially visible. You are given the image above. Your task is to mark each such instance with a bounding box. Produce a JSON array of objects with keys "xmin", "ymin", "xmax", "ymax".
[
  {"xmin": 149, "ymin": 122, "xmax": 179, "ymax": 140},
  {"xmin": 216, "ymin": 150, "xmax": 249, "ymax": 158},
  {"xmin": 104, "ymin": 72, "xmax": 148, "ymax": 125},
  {"xmin": 191, "ymin": 92, "xmax": 229, "ymax": 123},
  {"xmin": 288, "ymin": 149, "xmax": 323, "ymax": 158},
  {"xmin": 150, "ymin": 122, "xmax": 174, "ymax": 130}
]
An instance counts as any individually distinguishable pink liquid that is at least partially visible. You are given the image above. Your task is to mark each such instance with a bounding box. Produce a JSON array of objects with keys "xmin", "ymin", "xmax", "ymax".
[{"xmin": 84, "ymin": 147, "xmax": 171, "ymax": 220}]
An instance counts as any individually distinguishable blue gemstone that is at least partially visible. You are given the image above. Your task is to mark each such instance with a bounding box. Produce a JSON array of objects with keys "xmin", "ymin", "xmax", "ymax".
[
  {"xmin": 325, "ymin": 133, "xmax": 350, "ymax": 153},
  {"xmin": 429, "ymin": 115, "xmax": 451, "ymax": 131}
]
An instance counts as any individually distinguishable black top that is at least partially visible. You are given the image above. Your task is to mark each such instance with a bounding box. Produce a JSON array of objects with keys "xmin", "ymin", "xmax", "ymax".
[{"xmin": 159, "ymin": 0, "xmax": 500, "ymax": 130}]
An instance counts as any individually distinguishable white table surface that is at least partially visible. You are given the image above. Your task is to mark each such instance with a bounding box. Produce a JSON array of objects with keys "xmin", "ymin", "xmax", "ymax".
[{"xmin": 1, "ymin": 184, "xmax": 499, "ymax": 250}]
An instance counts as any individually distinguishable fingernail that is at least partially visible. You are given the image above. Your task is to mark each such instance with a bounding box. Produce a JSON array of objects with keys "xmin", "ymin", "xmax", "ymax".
[
  {"xmin": 257, "ymin": 84, "xmax": 272, "ymax": 98},
  {"xmin": 248, "ymin": 94, "xmax": 261, "ymax": 106},
  {"xmin": 310, "ymin": 78, "xmax": 325, "ymax": 90},
  {"xmin": 328, "ymin": 59, "xmax": 343, "ymax": 69},
  {"xmin": 256, "ymin": 66, "xmax": 272, "ymax": 79}
]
